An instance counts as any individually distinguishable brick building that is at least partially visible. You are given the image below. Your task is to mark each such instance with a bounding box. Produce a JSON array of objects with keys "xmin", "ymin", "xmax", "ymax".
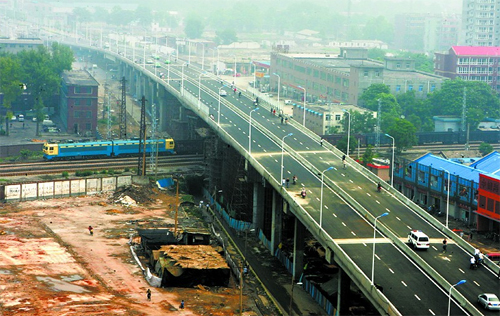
[
  {"xmin": 434, "ymin": 46, "xmax": 500, "ymax": 92},
  {"xmin": 60, "ymin": 70, "xmax": 99, "ymax": 136}
]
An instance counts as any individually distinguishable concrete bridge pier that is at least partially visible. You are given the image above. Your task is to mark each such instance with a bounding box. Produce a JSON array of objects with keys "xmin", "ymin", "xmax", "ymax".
[{"xmin": 292, "ymin": 217, "xmax": 305, "ymax": 280}]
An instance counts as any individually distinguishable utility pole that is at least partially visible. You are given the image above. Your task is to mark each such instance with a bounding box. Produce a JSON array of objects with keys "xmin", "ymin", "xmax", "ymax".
[
  {"xmin": 376, "ymin": 98, "xmax": 382, "ymax": 150},
  {"xmin": 119, "ymin": 76, "xmax": 127, "ymax": 139},
  {"xmin": 137, "ymin": 96, "xmax": 147, "ymax": 176},
  {"xmin": 149, "ymin": 103, "xmax": 157, "ymax": 174}
]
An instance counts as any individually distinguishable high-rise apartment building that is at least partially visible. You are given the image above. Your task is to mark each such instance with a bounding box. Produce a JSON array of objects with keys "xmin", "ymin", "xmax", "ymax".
[{"xmin": 461, "ymin": 0, "xmax": 500, "ymax": 46}]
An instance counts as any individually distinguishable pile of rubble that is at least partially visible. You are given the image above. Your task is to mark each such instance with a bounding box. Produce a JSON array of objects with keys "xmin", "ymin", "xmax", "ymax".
[{"xmin": 112, "ymin": 184, "xmax": 156, "ymax": 205}]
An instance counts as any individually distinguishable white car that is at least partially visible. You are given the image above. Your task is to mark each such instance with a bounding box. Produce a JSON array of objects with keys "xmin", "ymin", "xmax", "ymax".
[
  {"xmin": 219, "ymin": 90, "xmax": 227, "ymax": 97},
  {"xmin": 408, "ymin": 230, "xmax": 430, "ymax": 250},
  {"xmin": 478, "ymin": 293, "xmax": 500, "ymax": 310}
]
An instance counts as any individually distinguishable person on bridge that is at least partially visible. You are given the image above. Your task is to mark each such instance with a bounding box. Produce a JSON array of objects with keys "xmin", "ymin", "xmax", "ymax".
[
  {"xmin": 292, "ymin": 175, "xmax": 297, "ymax": 185},
  {"xmin": 238, "ymin": 91, "xmax": 241, "ymax": 98},
  {"xmin": 320, "ymin": 138, "xmax": 324, "ymax": 147},
  {"xmin": 377, "ymin": 183, "xmax": 382, "ymax": 192},
  {"xmin": 442, "ymin": 238, "xmax": 447, "ymax": 253},
  {"xmin": 470, "ymin": 256, "xmax": 476, "ymax": 269}
]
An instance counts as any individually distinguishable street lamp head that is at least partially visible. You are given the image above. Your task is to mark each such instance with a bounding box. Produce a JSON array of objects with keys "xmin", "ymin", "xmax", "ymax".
[
  {"xmin": 384, "ymin": 133, "xmax": 391, "ymax": 137},
  {"xmin": 455, "ymin": 280, "xmax": 466, "ymax": 286},
  {"xmin": 379, "ymin": 212, "xmax": 389, "ymax": 218},
  {"xmin": 287, "ymin": 133, "xmax": 293, "ymax": 137},
  {"xmin": 326, "ymin": 166, "xmax": 334, "ymax": 171}
]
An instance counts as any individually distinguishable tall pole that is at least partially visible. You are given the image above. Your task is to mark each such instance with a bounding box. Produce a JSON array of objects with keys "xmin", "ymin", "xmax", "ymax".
[
  {"xmin": 249, "ymin": 108, "xmax": 259, "ymax": 155},
  {"xmin": 280, "ymin": 133, "xmax": 293, "ymax": 185},
  {"xmin": 448, "ymin": 280, "xmax": 466, "ymax": 316},
  {"xmin": 384, "ymin": 133, "xmax": 395, "ymax": 187},
  {"xmin": 201, "ymin": 43, "xmax": 205, "ymax": 70},
  {"xmin": 234, "ymin": 55, "xmax": 237, "ymax": 78},
  {"xmin": 218, "ymin": 87, "xmax": 224, "ymax": 127},
  {"xmin": 441, "ymin": 168, "xmax": 451, "ymax": 228},
  {"xmin": 320, "ymin": 167, "xmax": 334, "ymax": 228},
  {"xmin": 198, "ymin": 72, "xmax": 207, "ymax": 109},
  {"xmin": 343, "ymin": 109, "xmax": 351, "ymax": 156},
  {"xmin": 372, "ymin": 212, "xmax": 389, "ymax": 285},
  {"xmin": 376, "ymin": 99, "xmax": 382, "ymax": 150},
  {"xmin": 299, "ymin": 86, "xmax": 306, "ymax": 126},
  {"xmin": 217, "ymin": 48, "xmax": 220, "ymax": 75},
  {"xmin": 273, "ymin": 73, "xmax": 281, "ymax": 111}
]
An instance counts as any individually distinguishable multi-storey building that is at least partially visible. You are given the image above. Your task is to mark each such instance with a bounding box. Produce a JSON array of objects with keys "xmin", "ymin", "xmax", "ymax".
[
  {"xmin": 460, "ymin": 0, "xmax": 500, "ymax": 46},
  {"xmin": 0, "ymin": 38, "xmax": 43, "ymax": 54},
  {"xmin": 270, "ymin": 48, "xmax": 446, "ymax": 107},
  {"xmin": 434, "ymin": 46, "xmax": 500, "ymax": 92},
  {"xmin": 60, "ymin": 70, "xmax": 99, "ymax": 136},
  {"xmin": 394, "ymin": 13, "xmax": 460, "ymax": 52}
]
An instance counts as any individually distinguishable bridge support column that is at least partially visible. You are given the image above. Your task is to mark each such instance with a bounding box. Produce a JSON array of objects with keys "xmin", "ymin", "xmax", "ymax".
[
  {"xmin": 292, "ymin": 217, "xmax": 305, "ymax": 279},
  {"xmin": 270, "ymin": 191, "xmax": 283, "ymax": 255},
  {"xmin": 253, "ymin": 182, "xmax": 265, "ymax": 234},
  {"xmin": 337, "ymin": 267, "xmax": 351, "ymax": 315}
]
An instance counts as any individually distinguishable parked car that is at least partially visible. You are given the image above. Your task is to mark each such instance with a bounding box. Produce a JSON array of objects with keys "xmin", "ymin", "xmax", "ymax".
[
  {"xmin": 18, "ymin": 114, "xmax": 24, "ymax": 122},
  {"xmin": 219, "ymin": 90, "xmax": 227, "ymax": 97},
  {"xmin": 477, "ymin": 293, "xmax": 500, "ymax": 310},
  {"xmin": 10, "ymin": 115, "xmax": 16, "ymax": 121}
]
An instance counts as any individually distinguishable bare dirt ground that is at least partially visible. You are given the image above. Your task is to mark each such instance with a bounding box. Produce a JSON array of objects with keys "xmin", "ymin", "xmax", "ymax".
[{"xmin": 0, "ymin": 190, "xmax": 250, "ymax": 316}]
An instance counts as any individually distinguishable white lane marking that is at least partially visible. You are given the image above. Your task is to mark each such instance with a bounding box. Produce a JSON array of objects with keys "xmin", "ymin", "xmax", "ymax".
[
  {"xmin": 332, "ymin": 213, "xmax": 337, "ymax": 218},
  {"xmin": 320, "ymin": 157, "xmax": 323, "ymax": 160},
  {"xmin": 351, "ymin": 231, "xmax": 356, "ymax": 236},
  {"xmin": 396, "ymin": 216, "xmax": 401, "ymax": 221},
  {"xmin": 238, "ymin": 127, "xmax": 241, "ymax": 131},
  {"xmin": 431, "ymin": 246, "xmax": 438, "ymax": 251},
  {"xmin": 243, "ymin": 131, "xmax": 246, "ymax": 135},
  {"xmin": 388, "ymin": 268, "xmax": 394, "ymax": 274},
  {"xmin": 349, "ymin": 179, "xmax": 354, "ymax": 183},
  {"xmin": 429, "ymin": 309, "xmax": 436, "ymax": 315},
  {"xmin": 324, "ymin": 205, "xmax": 329, "ymax": 209},
  {"xmin": 258, "ymin": 144, "xmax": 262, "ymax": 147},
  {"xmin": 386, "ymin": 208, "xmax": 391, "ymax": 212},
  {"xmin": 375, "ymin": 254, "xmax": 380, "ymax": 260},
  {"xmin": 376, "ymin": 200, "xmax": 380, "ymax": 204},
  {"xmin": 287, "ymin": 171, "xmax": 291, "ymax": 174},
  {"xmin": 315, "ymin": 197, "xmax": 320, "ymax": 201},
  {"xmin": 367, "ymin": 193, "xmax": 372, "ymax": 197},
  {"xmin": 342, "ymin": 222, "xmax": 346, "ymax": 226},
  {"xmin": 473, "ymin": 281, "xmax": 480, "ymax": 287},
  {"xmin": 274, "ymin": 159, "xmax": 278, "ymax": 163},
  {"xmin": 293, "ymin": 138, "xmax": 297, "ymax": 141},
  {"xmin": 263, "ymin": 149, "xmax": 267, "ymax": 152},
  {"xmin": 401, "ymin": 281, "xmax": 407, "ymax": 287},
  {"xmin": 406, "ymin": 225, "xmax": 412, "ymax": 230},
  {"xmin": 458, "ymin": 268, "xmax": 465, "ymax": 274},
  {"xmin": 253, "ymin": 139, "xmax": 256, "ymax": 143},
  {"xmin": 299, "ymin": 142, "xmax": 303, "ymax": 145},
  {"xmin": 414, "ymin": 294, "xmax": 421, "ymax": 301}
]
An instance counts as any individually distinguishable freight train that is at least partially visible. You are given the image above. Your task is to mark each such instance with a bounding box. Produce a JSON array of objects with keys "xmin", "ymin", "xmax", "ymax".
[{"xmin": 43, "ymin": 138, "xmax": 175, "ymax": 160}]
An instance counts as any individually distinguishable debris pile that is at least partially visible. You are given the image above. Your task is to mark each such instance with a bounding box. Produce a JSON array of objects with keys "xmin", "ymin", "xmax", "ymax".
[{"xmin": 112, "ymin": 184, "xmax": 156, "ymax": 205}]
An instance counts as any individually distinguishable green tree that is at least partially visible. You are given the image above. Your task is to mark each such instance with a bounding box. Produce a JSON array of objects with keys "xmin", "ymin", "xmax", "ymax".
[
  {"xmin": 135, "ymin": 5, "xmax": 153, "ymax": 24},
  {"xmin": 396, "ymin": 91, "xmax": 433, "ymax": 131},
  {"xmin": 72, "ymin": 7, "xmax": 92, "ymax": 23},
  {"xmin": 403, "ymin": 52, "xmax": 434, "ymax": 73},
  {"xmin": 359, "ymin": 83, "xmax": 390, "ymax": 109},
  {"xmin": 0, "ymin": 56, "xmax": 23, "ymax": 135},
  {"xmin": 426, "ymin": 80, "xmax": 500, "ymax": 130},
  {"xmin": 478, "ymin": 142, "xmax": 493, "ymax": 156},
  {"xmin": 51, "ymin": 43, "xmax": 74, "ymax": 74},
  {"xmin": 385, "ymin": 119, "xmax": 417, "ymax": 153},
  {"xmin": 362, "ymin": 145, "xmax": 375, "ymax": 166},
  {"xmin": 362, "ymin": 16, "xmax": 394, "ymax": 43},
  {"xmin": 335, "ymin": 135, "xmax": 358, "ymax": 155},
  {"xmin": 185, "ymin": 16, "xmax": 204, "ymax": 39},
  {"xmin": 215, "ymin": 28, "xmax": 238, "ymax": 45},
  {"xmin": 350, "ymin": 110, "xmax": 378, "ymax": 134},
  {"xmin": 367, "ymin": 48, "xmax": 387, "ymax": 61}
]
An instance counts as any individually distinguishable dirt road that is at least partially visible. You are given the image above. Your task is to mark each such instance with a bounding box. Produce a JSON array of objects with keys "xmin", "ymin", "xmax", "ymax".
[{"xmin": 0, "ymin": 192, "xmax": 250, "ymax": 315}]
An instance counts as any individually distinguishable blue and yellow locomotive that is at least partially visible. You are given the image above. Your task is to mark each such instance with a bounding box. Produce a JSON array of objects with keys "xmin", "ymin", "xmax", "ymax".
[{"xmin": 43, "ymin": 138, "xmax": 175, "ymax": 160}]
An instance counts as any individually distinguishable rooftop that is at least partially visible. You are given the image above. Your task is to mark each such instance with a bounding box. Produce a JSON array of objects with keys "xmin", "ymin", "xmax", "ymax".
[
  {"xmin": 452, "ymin": 46, "xmax": 500, "ymax": 56},
  {"xmin": 158, "ymin": 245, "xmax": 229, "ymax": 270},
  {"xmin": 62, "ymin": 70, "xmax": 99, "ymax": 86}
]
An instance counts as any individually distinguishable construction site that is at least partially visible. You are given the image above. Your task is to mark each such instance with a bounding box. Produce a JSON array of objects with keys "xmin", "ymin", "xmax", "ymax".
[{"xmin": 0, "ymin": 181, "xmax": 275, "ymax": 316}]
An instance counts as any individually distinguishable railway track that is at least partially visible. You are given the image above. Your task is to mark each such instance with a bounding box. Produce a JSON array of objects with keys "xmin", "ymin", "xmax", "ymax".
[
  {"xmin": 354, "ymin": 142, "xmax": 500, "ymax": 156},
  {"xmin": 0, "ymin": 154, "xmax": 205, "ymax": 177}
]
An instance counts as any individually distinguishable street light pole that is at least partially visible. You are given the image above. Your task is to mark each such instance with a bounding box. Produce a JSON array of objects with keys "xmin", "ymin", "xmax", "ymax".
[
  {"xmin": 320, "ymin": 167, "xmax": 334, "ymax": 228},
  {"xmin": 371, "ymin": 212, "xmax": 389, "ymax": 285},
  {"xmin": 298, "ymin": 86, "xmax": 306, "ymax": 126},
  {"xmin": 273, "ymin": 73, "xmax": 281, "ymax": 111},
  {"xmin": 198, "ymin": 72, "xmax": 207, "ymax": 109},
  {"xmin": 249, "ymin": 108, "xmax": 259, "ymax": 155},
  {"xmin": 448, "ymin": 280, "xmax": 466, "ymax": 316},
  {"xmin": 441, "ymin": 167, "xmax": 451, "ymax": 228},
  {"xmin": 342, "ymin": 109, "xmax": 351, "ymax": 157},
  {"xmin": 218, "ymin": 87, "xmax": 225, "ymax": 127},
  {"xmin": 289, "ymin": 278, "xmax": 303, "ymax": 316},
  {"xmin": 181, "ymin": 62, "xmax": 188, "ymax": 95},
  {"xmin": 384, "ymin": 133, "xmax": 395, "ymax": 187},
  {"xmin": 280, "ymin": 133, "xmax": 294, "ymax": 185}
]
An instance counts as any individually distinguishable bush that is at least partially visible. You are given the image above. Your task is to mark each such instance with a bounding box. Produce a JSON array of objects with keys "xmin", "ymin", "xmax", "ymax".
[
  {"xmin": 75, "ymin": 170, "xmax": 94, "ymax": 177},
  {"xmin": 62, "ymin": 171, "xmax": 69, "ymax": 178},
  {"xmin": 479, "ymin": 142, "xmax": 493, "ymax": 156}
]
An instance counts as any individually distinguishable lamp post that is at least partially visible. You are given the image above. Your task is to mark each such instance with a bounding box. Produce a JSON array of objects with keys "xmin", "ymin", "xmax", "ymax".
[
  {"xmin": 200, "ymin": 43, "xmax": 205, "ymax": 70},
  {"xmin": 273, "ymin": 73, "xmax": 281, "ymax": 111},
  {"xmin": 384, "ymin": 133, "xmax": 395, "ymax": 187},
  {"xmin": 342, "ymin": 109, "xmax": 351, "ymax": 157},
  {"xmin": 233, "ymin": 55, "xmax": 237, "ymax": 78},
  {"xmin": 280, "ymin": 133, "xmax": 294, "ymax": 185},
  {"xmin": 371, "ymin": 212, "xmax": 389, "ymax": 285},
  {"xmin": 249, "ymin": 108, "xmax": 259, "ymax": 155},
  {"xmin": 244, "ymin": 228, "xmax": 255, "ymax": 259},
  {"xmin": 298, "ymin": 85, "xmax": 306, "ymax": 126},
  {"xmin": 289, "ymin": 278, "xmax": 304, "ymax": 316},
  {"xmin": 252, "ymin": 61, "xmax": 256, "ymax": 89},
  {"xmin": 218, "ymin": 86, "xmax": 225, "ymax": 127},
  {"xmin": 448, "ymin": 280, "xmax": 466, "ymax": 316},
  {"xmin": 216, "ymin": 48, "xmax": 220, "ymax": 75},
  {"xmin": 320, "ymin": 167, "xmax": 334, "ymax": 228},
  {"xmin": 181, "ymin": 62, "xmax": 188, "ymax": 95},
  {"xmin": 440, "ymin": 167, "xmax": 451, "ymax": 228},
  {"xmin": 198, "ymin": 72, "xmax": 208, "ymax": 109}
]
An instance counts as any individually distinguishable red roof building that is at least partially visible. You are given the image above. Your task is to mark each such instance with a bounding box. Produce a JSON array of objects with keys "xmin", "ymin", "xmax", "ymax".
[{"xmin": 434, "ymin": 46, "xmax": 500, "ymax": 92}]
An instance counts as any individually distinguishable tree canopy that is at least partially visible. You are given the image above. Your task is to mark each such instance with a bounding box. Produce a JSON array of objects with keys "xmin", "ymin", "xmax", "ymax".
[{"xmin": 185, "ymin": 16, "xmax": 204, "ymax": 39}]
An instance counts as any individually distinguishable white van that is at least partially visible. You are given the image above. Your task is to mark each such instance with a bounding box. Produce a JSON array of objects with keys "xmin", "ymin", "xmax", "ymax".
[
  {"xmin": 18, "ymin": 114, "xmax": 24, "ymax": 122},
  {"xmin": 408, "ymin": 230, "xmax": 430, "ymax": 250}
]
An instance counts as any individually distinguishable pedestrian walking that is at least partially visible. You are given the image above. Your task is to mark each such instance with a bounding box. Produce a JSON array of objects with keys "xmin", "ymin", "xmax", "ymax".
[
  {"xmin": 460, "ymin": 231, "xmax": 464, "ymax": 238},
  {"xmin": 442, "ymin": 238, "xmax": 447, "ymax": 253},
  {"xmin": 282, "ymin": 178, "xmax": 286, "ymax": 187},
  {"xmin": 88, "ymin": 226, "xmax": 93, "ymax": 236},
  {"xmin": 270, "ymin": 107, "xmax": 273, "ymax": 115},
  {"xmin": 320, "ymin": 138, "xmax": 323, "ymax": 147},
  {"xmin": 286, "ymin": 178, "xmax": 290, "ymax": 188},
  {"xmin": 273, "ymin": 109, "xmax": 276, "ymax": 116},
  {"xmin": 147, "ymin": 289, "xmax": 151, "ymax": 301},
  {"xmin": 470, "ymin": 256, "xmax": 476, "ymax": 269},
  {"xmin": 180, "ymin": 300, "xmax": 185, "ymax": 309},
  {"xmin": 343, "ymin": 160, "xmax": 346, "ymax": 169},
  {"xmin": 285, "ymin": 117, "xmax": 288, "ymax": 125},
  {"xmin": 281, "ymin": 116, "xmax": 284, "ymax": 124}
]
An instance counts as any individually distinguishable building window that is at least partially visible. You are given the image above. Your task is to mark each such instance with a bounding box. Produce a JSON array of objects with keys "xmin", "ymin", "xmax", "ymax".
[
  {"xmin": 86, "ymin": 111, "xmax": 91, "ymax": 118},
  {"xmin": 418, "ymin": 85, "xmax": 423, "ymax": 92},
  {"xmin": 74, "ymin": 111, "xmax": 80, "ymax": 118},
  {"xmin": 363, "ymin": 70, "xmax": 368, "ymax": 77},
  {"xmin": 87, "ymin": 99, "xmax": 92, "ymax": 106},
  {"xmin": 406, "ymin": 63, "xmax": 410, "ymax": 69},
  {"xmin": 85, "ymin": 123, "xmax": 92, "ymax": 130},
  {"xmin": 430, "ymin": 84, "xmax": 436, "ymax": 92},
  {"xmin": 335, "ymin": 114, "xmax": 341, "ymax": 121},
  {"xmin": 408, "ymin": 85, "xmax": 413, "ymax": 91},
  {"xmin": 396, "ymin": 63, "xmax": 401, "ymax": 69},
  {"xmin": 396, "ymin": 85, "xmax": 401, "ymax": 92},
  {"xmin": 375, "ymin": 71, "xmax": 380, "ymax": 77}
]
